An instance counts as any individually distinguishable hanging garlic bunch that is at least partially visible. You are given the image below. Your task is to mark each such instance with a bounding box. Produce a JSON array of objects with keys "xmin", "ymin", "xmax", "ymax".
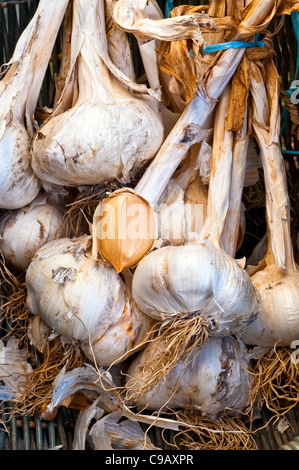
[
  {"xmin": 240, "ymin": 58, "xmax": 299, "ymax": 348},
  {"xmin": 93, "ymin": 0, "xmax": 283, "ymax": 272},
  {"xmin": 30, "ymin": 0, "xmax": 165, "ymax": 188},
  {"xmin": 0, "ymin": 192, "xmax": 64, "ymax": 270},
  {"xmin": 123, "ymin": 84, "xmax": 259, "ymax": 400},
  {"xmin": 25, "ymin": 236, "xmax": 154, "ymax": 367},
  {"xmin": 0, "ymin": 0, "xmax": 70, "ymax": 210},
  {"xmin": 125, "ymin": 335, "xmax": 252, "ymax": 420}
]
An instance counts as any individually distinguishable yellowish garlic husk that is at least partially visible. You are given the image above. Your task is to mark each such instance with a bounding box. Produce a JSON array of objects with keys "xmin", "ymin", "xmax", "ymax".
[
  {"xmin": 126, "ymin": 335, "xmax": 252, "ymax": 420},
  {"xmin": 25, "ymin": 236, "xmax": 154, "ymax": 366},
  {"xmin": 92, "ymin": 188, "xmax": 157, "ymax": 273},
  {"xmin": 0, "ymin": 192, "xmax": 64, "ymax": 270}
]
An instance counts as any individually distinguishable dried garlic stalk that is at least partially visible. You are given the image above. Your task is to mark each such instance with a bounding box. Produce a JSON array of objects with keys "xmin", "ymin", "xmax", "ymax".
[
  {"xmin": 0, "ymin": 0, "xmax": 70, "ymax": 209},
  {"xmin": 241, "ymin": 57, "xmax": 299, "ymax": 347}
]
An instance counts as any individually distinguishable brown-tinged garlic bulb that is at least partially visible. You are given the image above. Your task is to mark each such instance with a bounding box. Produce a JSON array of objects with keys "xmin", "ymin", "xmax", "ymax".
[
  {"xmin": 0, "ymin": 0, "xmax": 70, "ymax": 209},
  {"xmin": 0, "ymin": 192, "xmax": 64, "ymax": 270},
  {"xmin": 30, "ymin": 0, "xmax": 164, "ymax": 188},
  {"xmin": 25, "ymin": 236, "xmax": 154, "ymax": 366},
  {"xmin": 126, "ymin": 336, "xmax": 252, "ymax": 419},
  {"xmin": 241, "ymin": 60, "xmax": 299, "ymax": 348}
]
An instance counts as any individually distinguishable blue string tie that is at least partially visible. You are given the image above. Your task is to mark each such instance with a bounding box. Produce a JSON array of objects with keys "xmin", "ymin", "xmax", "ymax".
[
  {"xmin": 202, "ymin": 39, "xmax": 266, "ymax": 54},
  {"xmin": 164, "ymin": 2, "xmax": 299, "ymax": 155}
]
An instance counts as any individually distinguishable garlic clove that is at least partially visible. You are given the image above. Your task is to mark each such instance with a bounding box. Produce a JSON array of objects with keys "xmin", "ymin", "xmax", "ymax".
[{"xmin": 92, "ymin": 189, "xmax": 156, "ymax": 272}]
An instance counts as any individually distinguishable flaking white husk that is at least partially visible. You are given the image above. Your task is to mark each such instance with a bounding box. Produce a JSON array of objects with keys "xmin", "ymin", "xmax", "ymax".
[
  {"xmin": 0, "ymin": 0, "xmax": 70, "ymax": 209},
  {"xmin": 0, "ymin": 192, "xmax": 64, "ymax": 270},
  {"xmin": 30, "ymin": 0, "xmax": 165, "ymax": 188},
  {"xmin": 25, "ymin": 236, "xmax": 154, "ymax": 366},
  {"xmin": 126, "ymin": 336, "xmax": 252, "ymax": 420}
]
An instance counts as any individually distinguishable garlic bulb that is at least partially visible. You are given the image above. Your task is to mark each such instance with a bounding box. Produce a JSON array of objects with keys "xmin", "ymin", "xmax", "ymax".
[
  {"xmin": 30, "ymin": 0, "xmax": 164, "ymax": 187},
  {"xmin": 132, "ymin": 240, "xmax": 258, "ymax": 335},
  {"xmin": 0, "ymin": 192, "xmax": 64, "ymax": 270},
  {"xmin": 0, "ymin": 0, "xmax": 70, "ymax": 209},
  {"xmin": 26, "ymin": 236, "xmax": 154, "ymax": 366},
  {"xmin": 94, "ymin": 0, "xmax": 280, "ymax": 270},
  {"xmin": 240, "ymin": 59, "xmax": 299, "ymax": 348},
  {"xmin": 126, "ymin": 336, "xmax": 251, "ymax": 420}
]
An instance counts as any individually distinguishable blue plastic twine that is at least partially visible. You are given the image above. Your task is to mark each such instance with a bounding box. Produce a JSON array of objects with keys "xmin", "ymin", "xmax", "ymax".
[
  {"xmin": 165, "ymin": 0, "xmax": 174, "ymax": 19},
  {"xmin": 164, "ymin": 2, "xmax": 298, "ymax": 155},
  {"xmin": 202, "ymin": 39, "xmax": 266, "ymax": 54}
]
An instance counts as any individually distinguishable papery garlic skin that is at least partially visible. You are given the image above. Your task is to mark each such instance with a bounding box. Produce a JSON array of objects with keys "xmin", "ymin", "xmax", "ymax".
[
  {"xmin": 0, "ymin": 121, "xmax": 40, "ymax": 209},
  {"xmin": 31, "ymin": 0, "xmax": 164, "ymax": 187},
  {"xmin": 26, "ymin": 236, "xmax": 153, "ymax": 366},
  {"xmin": 132, "ymin": 241, "xmax": 259, "ymax": 336},
  {"xmin": 241, "ymin": 266, "xmax": 299, "ymax": 347},
  {"xmin": 93, "ymin": 188, "xmax": 157, "ymax": 273},
  {"xmin": 0, "ymin": 0, "xmax": 70, "ymax": 209},
  {"xmin": 31, "ymin": 95, "xmax": 164, "ymax": 186},
  {"xmin": 126, "ymin": 336, "xmax": 251, "ymax": 419},
  {"xmin": 0, "ymin": 193, "xmax": 63, "ymax": 269}
]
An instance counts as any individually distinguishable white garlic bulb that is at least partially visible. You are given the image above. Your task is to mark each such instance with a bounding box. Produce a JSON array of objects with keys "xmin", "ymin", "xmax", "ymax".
[
  {"xmin": 132, "ymin": 240, "xmax": 259, "ymax": 336},
  {"xmin": 0, "ymin": 192, "xmax": 64, "ymax": 270},
  {"xmin": 26, "ymin": 236, "xmax": 154, "ymax": 366},
  {"xmin": 30, "ymin": 0, "xmax": 164, "ymax": 187},
  {"xmin": 126, "ymin": 336, "xmax": 251, "ymax": 419},
  {"xmin": 0, "ymin": 0, "xmax": 70, "ymax": 209}
]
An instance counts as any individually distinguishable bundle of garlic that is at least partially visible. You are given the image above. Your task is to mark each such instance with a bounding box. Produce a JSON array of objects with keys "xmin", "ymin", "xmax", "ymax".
[
  {"xmin": 93, "ymin": 0, "xmax": 286, "ymax": 272},
  {"xmin": 126, "ymin": 84, "xmax": 259, "ymax": 398},
  {"xmin": 25, "ymin": 235, "xmax": 154, "ymax": 367},
  {"xmin": 0, "ymin": 192, "xmax": 64, "ymax": 270},
  {"xmin": 30, "ymin": 0, "xmax": 165, "ymax": 188},
  {"xmin": 0, "ymin": 0, "xmax": 70, "ymax": 210}
]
